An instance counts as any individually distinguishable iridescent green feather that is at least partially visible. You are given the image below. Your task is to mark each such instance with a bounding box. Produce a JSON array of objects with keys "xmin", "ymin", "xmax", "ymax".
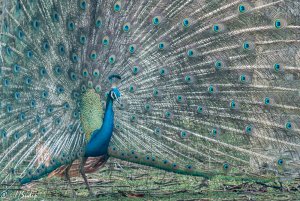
[{"xmin": 80, "ymin": 89, "xmax": 104, "ymax": 141}]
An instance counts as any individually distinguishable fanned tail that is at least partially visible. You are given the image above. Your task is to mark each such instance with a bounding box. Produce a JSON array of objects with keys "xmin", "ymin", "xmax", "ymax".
[{"xmin": 1, "ymin": 0, "xmax": 300, "ymax": 194}]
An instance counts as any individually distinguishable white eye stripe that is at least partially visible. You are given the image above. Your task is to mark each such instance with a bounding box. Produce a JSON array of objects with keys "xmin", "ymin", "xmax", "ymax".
[{"xmin": 111, "ymin": 91, "xmax": 117, "ymax": 99}]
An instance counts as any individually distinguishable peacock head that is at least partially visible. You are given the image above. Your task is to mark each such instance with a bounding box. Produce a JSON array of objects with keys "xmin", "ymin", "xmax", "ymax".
[
  {"xmin": 110, "ymin": 87, "xmax": 121, "ymax": 103},
  {"xmin": 108, "ymin": 74, "xmax": 122, "ymax": 103}
]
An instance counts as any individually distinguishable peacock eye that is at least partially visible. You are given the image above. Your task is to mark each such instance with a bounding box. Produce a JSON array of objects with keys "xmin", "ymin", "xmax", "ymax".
[
  {"xmin": 68, "ymin": 124, "xmax": 74, "ymax": 132},
  {"xmin": 285, "ymin": 122, "xmax": 292, "ymax": 130},
  {"xmin": 52, "ymin": 11, "xmax": 60, "ymax": 22},
  {"xmin": 275, "ymin": 19, "xmax": 282, "ymax": 29},
  {"xmin": 185, "ymin": 75, "xmax": 193, "ymax": 83},
  {"xmin": 123, "ymin": 23, "xmax": 130, "ymax": 32},
  {"xmin": 239, "ymin": 4, "xmax": 246, "ymax": 13},
  {"xmin": 41, "ymin": 90, "xmax": 49, "ymax": 99},
  {"xmin": 55, "ymin": 117, "xmax": 61, "ymax": 125},
  {"xmin": 41, "ymin": 127, "xmax": 47, "ymax": 134},
  {"xmin": 153, "ymin": 88, "xmax": 160, "ymax": 96},
  {"xmin": 102, "ymin": 36, "xmax": 110, "ymax": 46},
  {"xmin": 197, "ymin": 105, "xmax": 203, "ymax": 113},
  {"xmin": 56, "ymin": 85, "xmax": 65, "ymax": 94},
  {"xmin": 223, "ymin": 163, "xmax": 230, "ymax": 170},
  {"xmin": 264, "ymin": 97, "xmax": 271, "ymax": 105},
  {"xmin": 159, "ymin": 68, "xmax": 167, "ymax": 76},
  {"xmin": 109, "ymin": 55, "xmax": 116, "ymax": 64},
  {"xmin": 129, "ymin": 85, "xmax": 135, "ymax": 93},
  {"xmin": 58, "ymin": 44, "xmax": 65, "ymax": 55},
  {"xmin": 144, "ymin": 103, "xmax": 151, "ymax": 111},
  {"xmin": 186, "ymin": 165, "xmax": 192, "ymax": 170},
  {"xmin": 215, "ymin": 61, "xmax": 223, "ymax": 70},
  {"xmin": 32, "ymin": 19, "xmax": 41, "ymax": 30},
  {"xmin": 79, "ymin": 0, "xmax": 87, "ymax": 10},
  {"xmin": 82, "ymin": 69, "xmax": 88, "ymax": 78},
  {"xmin": 177, "ymin": 95, "xmax": 183, "ymax": 103},
  {"xmin": 25, "ymin": 76, "xmax": 32, "ymax": 85},
  {"xmin": 3, "ymin": 78, "xmax": 10, "ymax": 87},
  {"xmin": 63, "ymin": 102, "xmax": 70, "ymax": 109},
  {"xmin": 13, "ymin": 64, "xmax": 21, "ymax": 74},
  {"xmin": 187, "ymin": 49, "xmax": 195, "ymax": 57},
  {"xmin": 208, "ymin": 85, "xmax": 214, "ymax": 93},
  {"xmin": 67, "ymin": 20, "xmax": 75, "ymax": 31},
  {"xmin": 245, "ymin": 125, "xmax": 253, "ymax": 134},
  {"xmin": 27, "ymin": 131, "xmax": 32, "ymax": 139},
  {"xmin": 79, "ymin": 35, "xmax": 87, "ymax": 44},
  {"xmin": 73, "ymin": 111, "xmax": 79, "ymax": 118},
  {"xmin": 69, "ymin": 72, "xmax": 77, "ymax": 81},
  {"xmin": 132, "ymin": 66, "xmax": 139, "ymax": 75},
  {"xmin": 17, "ymin": 29, "xmax": 25, "ymax": 39},
  {"xmin": 90, "ymin": 50, "xmax": 97, "ymax": 60},
  {"xmin": 152, "ymin": 16, "xmax": 161, "ymax": 25},
  {"xmin": 26, "ymin": 50, "xmax": 33, "ymax": 59},
  {"xmin": 243, "ymin": 41, "xmax": 250, "ymax": 50},
  {"xmin": 240, "ymin": 74, "xmax": 246, "ymax": 82},
  {"xmin": 154, "ymin": 127, "xmax": 161, "ymax": 135},
  {"xmin": 114, "ymin": 2, "xmax": 121, "ymax": 12},
  {"xmin": 43, "ymin": 41, "xmax": 50, "ymax": 51},
  {"xmin": 14, "ymin": 92, "xmax": 21, "ymax": 100},
  {"xmin": 6, "ymin": 46, "xmax": 12, "ymax": 56},
  {"xmin": 158, "ymin": 42, "xmax": 166, "ymax": 50},
  {"xmin": 95, "ymin": 17, "xmax": 102, "ymax": 28},
  {"xmin": 14, "ymin": 131, "xmax": 20, "ymax": 140},
  {"xmin": 182, "ymin": 18, "xmax": 190, "ymax": 27},
  {"xmin": 88, "ymin": 81, "xmax": 94, "ymax": 88},
  {"xmin": 165, "ymin": 111, "xmax": 172, "ymax": 119},
  {"xmin": 213, "ymin": 24, "xmax": 220, "ymax": 32},
  {"xmin": 54, "ymin": 66, "xmax": 62, "ymax": 75},
  {"xmin": 274, "ymin": 63, "xmax": 281, "ymax": 72},
  {"xmin": 93, "ymin": 69, "xmax": 100, "ymax": 77},
  {"xmin": 230, "ymin": 100, "xmax": 236, "ymax": 109},
  {"xmin": 95, "ymin": 85, "xmax": 101, "ymax": 93},
  {"xmin": 47, "ymin": 106, "xmax": 54, "ymax": 114},
  {"xmin": 277, "ymin": 159, "xmax": 284, "ymax": 165},
  {"xmin": 71, "ymin": 53, "xmax": 79, "ymax": 63},
  {"xmin": 19, "ymin": 112, "xmax": 25, "ymax": 121},
  {"xmin": 211, "ymin": 128, "xmax": 217, "ymax": 136},
  {"xmin": 130, "ymin": 115, "xmax": 136, "ymax": 122},
  {"xmin": 6, "ymin": 104, "xmax": 13, "ymax": 113},
  {"xmin": 129, "ymin": 44, "xmax": 136, "ymax": 54},
  {"xmin": 180, "ymin": 131, "xmax": 188, "ymax": 138},
  {"xmin": 30, "ymin": 100, "xmax": 36, "ymax": 108}
]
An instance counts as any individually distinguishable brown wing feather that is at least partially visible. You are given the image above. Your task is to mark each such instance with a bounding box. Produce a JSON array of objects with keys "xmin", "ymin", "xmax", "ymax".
[{"xmin": 48, "ymin": 155, "xmax": 109, "ymax": 178}]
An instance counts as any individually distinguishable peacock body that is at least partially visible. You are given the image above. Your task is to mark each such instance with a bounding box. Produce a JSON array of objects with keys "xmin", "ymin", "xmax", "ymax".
[{"xmin": 1, "ymin": 0, "xmax": 300, "ymax": 196}]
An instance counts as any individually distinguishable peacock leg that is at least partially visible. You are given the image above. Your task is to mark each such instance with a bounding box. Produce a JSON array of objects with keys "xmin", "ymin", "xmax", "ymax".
[
  {"xmin": 79, "ymin": 157, "xmax": 94, "ymax": 196},
  {"xmin": 64, "ymin": 164, "xmax": 76, "ymax": 198}
]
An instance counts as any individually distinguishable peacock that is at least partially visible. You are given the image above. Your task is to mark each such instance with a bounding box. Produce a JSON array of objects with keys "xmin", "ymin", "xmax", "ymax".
[{"xmin": 1, "ymin": 0, "xmax": 300, "ymax": 197}]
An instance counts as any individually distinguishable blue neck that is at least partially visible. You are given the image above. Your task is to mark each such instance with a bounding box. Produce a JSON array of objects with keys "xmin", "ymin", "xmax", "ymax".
[{"xmin": 84, "ymin": 96, "xmax": 115, "ymax": 157}]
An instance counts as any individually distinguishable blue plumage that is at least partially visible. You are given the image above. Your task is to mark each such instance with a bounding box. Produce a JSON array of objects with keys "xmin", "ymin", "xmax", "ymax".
[{"xmin": 85, "ymin": 88, "xmax": 121, "ymax": 157}]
